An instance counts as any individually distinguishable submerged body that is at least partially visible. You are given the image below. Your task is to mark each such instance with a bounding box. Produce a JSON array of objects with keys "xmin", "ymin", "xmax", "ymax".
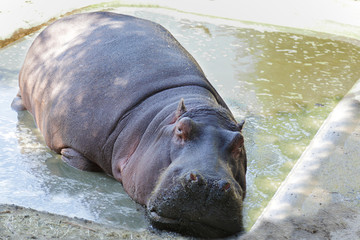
[{"xmin": 12, "ymin": 12, "xmax": 247, "ymax": 238}]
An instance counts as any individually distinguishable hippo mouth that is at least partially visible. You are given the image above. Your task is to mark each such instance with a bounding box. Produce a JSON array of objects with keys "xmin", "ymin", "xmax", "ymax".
[
  {"xmin": 147, "ymin": 209, "xmax": 242, "ymax": 238},
  {"xmin": 146, "ymin": 170, "xmax": 245, "ymax": 238}
]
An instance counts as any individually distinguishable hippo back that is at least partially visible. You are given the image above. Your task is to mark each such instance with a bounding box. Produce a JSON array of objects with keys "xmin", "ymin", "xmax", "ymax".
[{"xmin": 18, "ymin": 12, "xmax": 228, "ymax": 172}]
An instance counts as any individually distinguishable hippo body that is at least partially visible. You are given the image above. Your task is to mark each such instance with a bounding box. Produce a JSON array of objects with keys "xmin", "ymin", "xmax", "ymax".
[{"xmin": 12, "ymin": 12, "xmax": 247, "ymax": 238}]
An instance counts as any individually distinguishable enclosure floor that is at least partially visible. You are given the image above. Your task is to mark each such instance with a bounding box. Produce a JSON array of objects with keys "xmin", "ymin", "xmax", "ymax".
[{"xmin": 0, "ymin": 204, "xmax": 186, "ymax": 240}]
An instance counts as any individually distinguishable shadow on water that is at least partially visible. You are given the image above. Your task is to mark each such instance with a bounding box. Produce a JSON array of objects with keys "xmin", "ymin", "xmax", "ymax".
[{"xmin": 1, "ymin": 7, "xmax": 360, "ymax": 234}]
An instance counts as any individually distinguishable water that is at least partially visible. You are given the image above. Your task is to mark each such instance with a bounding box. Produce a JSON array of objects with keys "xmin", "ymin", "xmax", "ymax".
[{"xmin": 1, "ymin": 7, "xmax": 360, "ymax": 232}]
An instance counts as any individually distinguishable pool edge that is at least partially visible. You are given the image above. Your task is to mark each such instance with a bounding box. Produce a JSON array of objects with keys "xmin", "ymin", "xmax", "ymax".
[{"xmin": 248, "ymin": 78, "xmax": 360, "ymax": 238}]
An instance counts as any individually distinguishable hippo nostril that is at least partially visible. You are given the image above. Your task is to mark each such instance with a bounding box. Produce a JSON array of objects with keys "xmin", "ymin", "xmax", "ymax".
[
  {"xmin": 223, "ymin": 182, "xmax": 231, "ymax": 191},
  {"xmin": 218, "ymin": 180, "xmax": 231, "ymax": 192},
  {"xmin": 185, "ymin": 172, "xmax": 206, "ymax": 185},
  {"xmin": 189, "ymin": 173, "xmax": 197, "ymax": 182}
]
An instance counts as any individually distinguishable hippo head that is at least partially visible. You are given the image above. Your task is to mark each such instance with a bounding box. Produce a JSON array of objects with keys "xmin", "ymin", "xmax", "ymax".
[{"xmin": 145, "ymin": 99, "xmax": 247, "ymax": 238}]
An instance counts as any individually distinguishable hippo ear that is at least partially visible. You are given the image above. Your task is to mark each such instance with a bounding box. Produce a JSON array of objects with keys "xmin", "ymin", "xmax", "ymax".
[
  {"xmin": 237, "ymin": 120, "xmax": 245, "ymax": 132},
  {"xmin": 228, "ymin": 132, "xmax": 244, "ymax": 159},
  {"xmin": 175, "ymin": 98, "xmax": 187, "ymax": 119}
]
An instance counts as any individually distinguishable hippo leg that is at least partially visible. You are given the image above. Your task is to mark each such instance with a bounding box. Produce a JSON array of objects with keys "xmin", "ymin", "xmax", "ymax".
[
  {"xmin": 11, "ymin": 92, "xmax": 26, "ymax": 111},
  {"xmin": 61, "ymin": 148, "xmax": 102, "ymax": 172}
]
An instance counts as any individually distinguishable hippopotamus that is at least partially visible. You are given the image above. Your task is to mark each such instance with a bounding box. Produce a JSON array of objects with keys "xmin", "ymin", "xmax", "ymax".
[{"xmin": 11, "ymin": 12, "xmax": 247, "ymax": 238}]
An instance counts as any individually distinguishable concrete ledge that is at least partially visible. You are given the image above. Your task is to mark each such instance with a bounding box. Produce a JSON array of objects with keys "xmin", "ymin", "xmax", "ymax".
[{"xmin": 249, "ymin": 78, "xmax": 360, "ymax": 238}]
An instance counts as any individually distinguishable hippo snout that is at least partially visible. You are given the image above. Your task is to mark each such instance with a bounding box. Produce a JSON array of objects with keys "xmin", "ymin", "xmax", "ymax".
[{"xmin": 147, "ymin": 171, "xmax": 244, "ymax": 238}]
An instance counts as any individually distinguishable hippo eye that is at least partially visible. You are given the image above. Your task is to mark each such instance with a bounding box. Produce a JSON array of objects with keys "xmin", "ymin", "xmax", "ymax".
[
  {"xmin": 175, "ymin": 126, "xmax": 183, "ymax": 136},
  {"xmin": 174, "ymin": 117, "xmax": 195, "ymax": 142}
]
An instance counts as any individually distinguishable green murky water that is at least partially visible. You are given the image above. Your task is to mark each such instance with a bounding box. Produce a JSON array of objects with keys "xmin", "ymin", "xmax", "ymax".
[{"xmin": 0, "ymin": 7, "xmax": 359, "ymax": 233}]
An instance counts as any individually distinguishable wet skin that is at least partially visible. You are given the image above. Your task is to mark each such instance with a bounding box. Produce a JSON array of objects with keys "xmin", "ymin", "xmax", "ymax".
[{"xmin": 12, "ymin": 12, "xmax": 247, "ymax": 238}]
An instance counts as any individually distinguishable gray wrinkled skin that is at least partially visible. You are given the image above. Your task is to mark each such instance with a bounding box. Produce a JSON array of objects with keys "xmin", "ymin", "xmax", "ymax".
[{"xmin": 12, "ymin": 12, "xmax": 247, "ymax": 238}]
